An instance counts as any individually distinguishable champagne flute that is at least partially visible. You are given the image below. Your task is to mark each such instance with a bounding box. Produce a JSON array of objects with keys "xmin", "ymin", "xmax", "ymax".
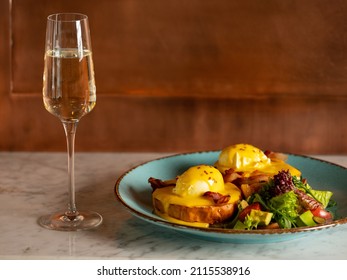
[{"xmin": 39, "ymin": 13, "xmax": 102, "ymax": 231}]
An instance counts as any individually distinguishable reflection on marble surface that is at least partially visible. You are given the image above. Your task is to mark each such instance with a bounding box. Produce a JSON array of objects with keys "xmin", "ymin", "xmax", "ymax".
[{"xmin": 0, "ymin": 152, "xmax": 347, "ymax": 260}]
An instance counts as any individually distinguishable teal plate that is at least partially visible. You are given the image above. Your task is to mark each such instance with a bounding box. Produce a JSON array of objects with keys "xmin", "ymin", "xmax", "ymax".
[{"xmin": 115, "ymin": 151, "xmax": 347, "ymax": 243}]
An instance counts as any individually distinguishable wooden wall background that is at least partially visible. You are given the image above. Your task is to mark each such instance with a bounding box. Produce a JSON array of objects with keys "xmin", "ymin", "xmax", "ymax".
[{"xmin": 1, "ymin": 0, "xmax": 347, "ymax": 154}]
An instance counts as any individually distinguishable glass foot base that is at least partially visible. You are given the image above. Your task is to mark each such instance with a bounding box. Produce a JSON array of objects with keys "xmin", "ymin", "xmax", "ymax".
[{"xmin": 38, "ymin": 211, "xmax": 103, "ymax": 231}]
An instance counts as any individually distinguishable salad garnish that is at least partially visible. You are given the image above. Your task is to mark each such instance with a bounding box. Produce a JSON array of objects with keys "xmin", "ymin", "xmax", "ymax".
[{"xmin": 225, "ymin": 170, "xmax": 336, "ymax": 230}]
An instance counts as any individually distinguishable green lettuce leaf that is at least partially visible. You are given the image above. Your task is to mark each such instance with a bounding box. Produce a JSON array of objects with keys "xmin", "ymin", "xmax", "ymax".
[{"xmin": 268, "ymin": 191, "xmax": 299, "ymax": 228}]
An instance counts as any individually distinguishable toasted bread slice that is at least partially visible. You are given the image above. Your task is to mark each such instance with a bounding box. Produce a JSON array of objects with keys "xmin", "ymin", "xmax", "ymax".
[{"xmin": 153, "ymin": 197, "xmax": 237, "ymax": 224}]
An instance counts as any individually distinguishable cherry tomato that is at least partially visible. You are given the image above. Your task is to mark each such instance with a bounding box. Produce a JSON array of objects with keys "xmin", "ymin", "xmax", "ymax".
[
  {"xmin": 238, "ymin": 202, "xmax": 262, "ymax": 222},
  {"xmin": 311, "ymin": 207, "xmax": 332, "ymax": 222}
]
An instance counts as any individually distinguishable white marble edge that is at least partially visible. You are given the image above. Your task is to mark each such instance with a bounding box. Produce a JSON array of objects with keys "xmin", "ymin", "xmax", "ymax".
[{"xmin": 0, "ymin": 151, "xmax": 347, "ymax": 260}]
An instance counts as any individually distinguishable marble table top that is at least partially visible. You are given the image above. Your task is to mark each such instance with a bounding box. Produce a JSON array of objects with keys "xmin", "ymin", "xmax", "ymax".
[{"xmin": 1, "ymin": 152, "xmax": 347, "ymax": 260}]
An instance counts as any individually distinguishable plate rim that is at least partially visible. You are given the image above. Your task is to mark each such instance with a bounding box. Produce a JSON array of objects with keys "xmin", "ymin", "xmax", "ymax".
[{"xmin": 114, "ymin": 150, "xmax": 347, "ymax": 237}]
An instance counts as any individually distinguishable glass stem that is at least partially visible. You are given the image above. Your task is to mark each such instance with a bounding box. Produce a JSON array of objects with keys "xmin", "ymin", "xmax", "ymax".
[{"xmin": 62, "ymin": 120, "xmax": 79, "ymax": 219}]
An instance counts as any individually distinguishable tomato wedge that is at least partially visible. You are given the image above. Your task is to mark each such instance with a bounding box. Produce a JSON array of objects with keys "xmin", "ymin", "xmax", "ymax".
[
  {"xmin": 311, "ymin": 207, "xmax": 333, "ymax": 222},
  {"xmin": 238, "ymin": 202, "xmax": 262, "ymax": 222}
]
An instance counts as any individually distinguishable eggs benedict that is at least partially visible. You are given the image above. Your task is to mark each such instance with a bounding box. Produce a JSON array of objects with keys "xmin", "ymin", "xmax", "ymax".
[
  {"xmin": 215, "ymin": 143, "xmax": 301, "ymax": 177},
  {"xmin": 148, "ymin": 144, "xmax": 302, "ymax": 228},
  {"xmin": 150, "ymin": 165, "xmax": 242, "ymax": 228}
]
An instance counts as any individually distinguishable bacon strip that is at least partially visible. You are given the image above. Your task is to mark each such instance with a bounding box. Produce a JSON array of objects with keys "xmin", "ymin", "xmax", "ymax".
[
  {"xmin": 264, "ymin": 150, "xmax": 288, "ymax": 161},
  {"xmin": 294, "ymin": 189, "xmax": 322, "ymax": 210},
  {"xmin": 148, "ymin": 177, "xmax": 176, "ymax": 192},
  {"xmin": 223, "ymin": 168, "xmax": 242, "ymax": 183},
  {"xmin": 223, "ymin": 169, "xmax": 270, "ymax": 186},
  {"xmin": 241, "ymin": 173, "xmax": 271, "ymax": 186},
  {"xmin": 203, "ymin": 191, "xmax": 230, "ymax": 204}
]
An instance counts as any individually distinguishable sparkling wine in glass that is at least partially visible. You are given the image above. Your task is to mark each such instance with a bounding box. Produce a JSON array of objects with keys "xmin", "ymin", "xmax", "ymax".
[{"xmin": 39, "ymin": 13, "xmax": 102, "ymax": 231}]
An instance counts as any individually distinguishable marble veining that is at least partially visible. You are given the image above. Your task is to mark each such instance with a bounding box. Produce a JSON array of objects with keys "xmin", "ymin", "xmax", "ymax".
[{"xmin": 0, "ymin": 152, "xmax": 347, "ymax": 260}]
